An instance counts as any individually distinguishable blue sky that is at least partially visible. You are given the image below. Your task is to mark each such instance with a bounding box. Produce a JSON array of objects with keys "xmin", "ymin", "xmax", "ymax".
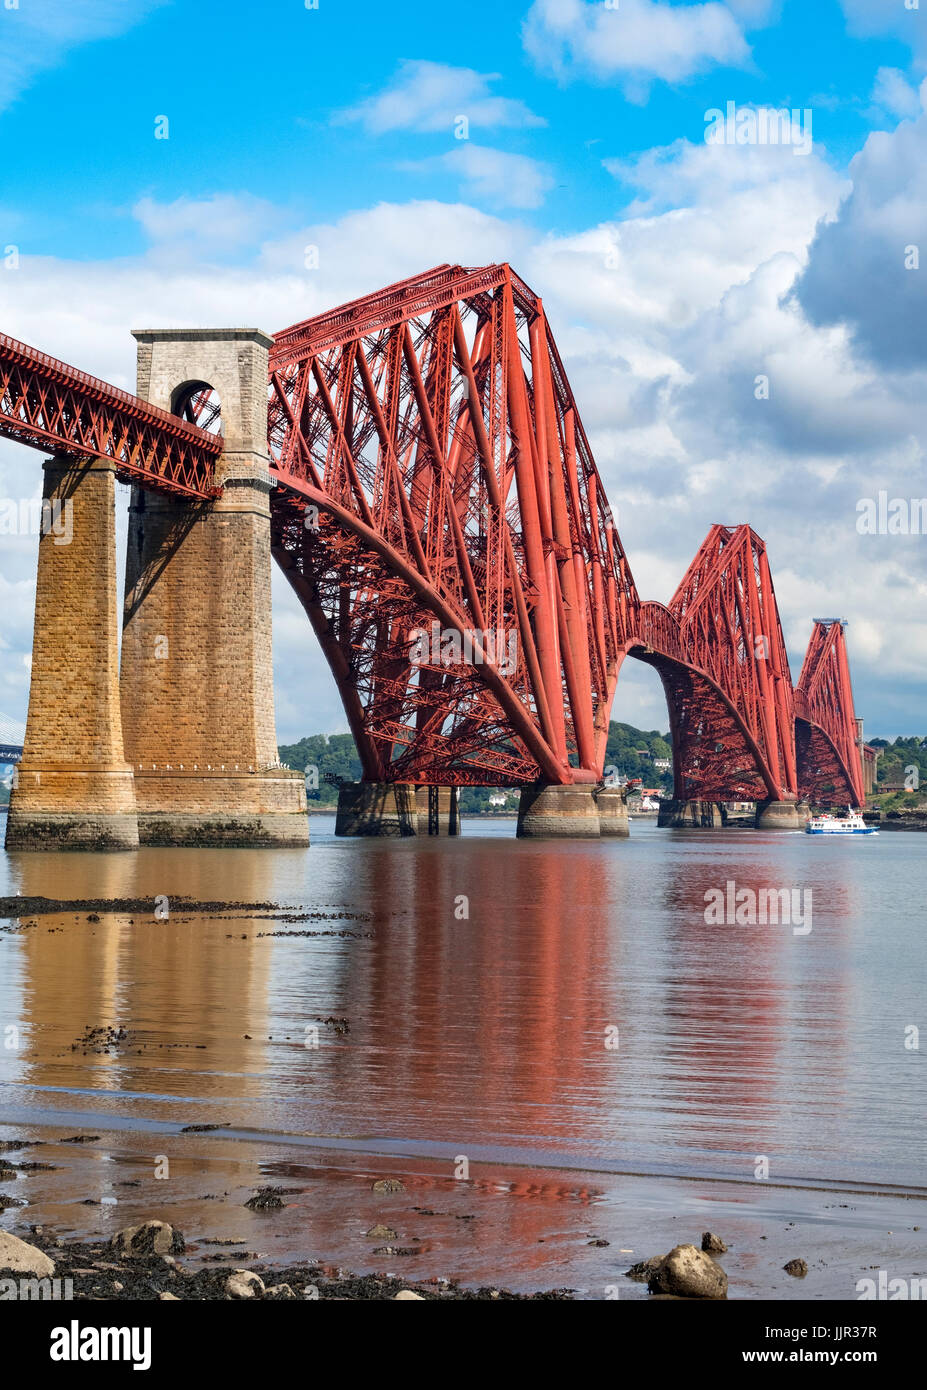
[
  {"xmin": 0, "ymin": 0, "xmax": 918, "ymax": 255},
  {"xmin": 0, "ymin": 0, "xmax": 925, "ymax": 742}
]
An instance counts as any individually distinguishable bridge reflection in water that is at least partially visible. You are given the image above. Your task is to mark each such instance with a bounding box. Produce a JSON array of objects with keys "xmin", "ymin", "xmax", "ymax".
[{"xmin": 1, "ymin": 826, "xmax": 867, "ymax": 1190}]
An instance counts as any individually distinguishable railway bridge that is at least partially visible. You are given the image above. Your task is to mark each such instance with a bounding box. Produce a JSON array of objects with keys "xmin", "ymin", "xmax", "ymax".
[{"xmin": 0, "ymin": 264, "xmax": 867, "ymax": 847}]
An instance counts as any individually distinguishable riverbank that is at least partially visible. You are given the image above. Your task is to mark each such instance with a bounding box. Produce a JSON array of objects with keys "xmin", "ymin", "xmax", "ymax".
[{"xmin": 2, "ymin": 1124, "xmax": 924, "ymax": 1300}]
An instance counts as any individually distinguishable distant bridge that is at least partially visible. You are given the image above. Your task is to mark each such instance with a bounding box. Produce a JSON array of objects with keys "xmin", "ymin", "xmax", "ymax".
[{"xmin": 0, "ymin": 712, "xmax": 25, "ymax": 763}]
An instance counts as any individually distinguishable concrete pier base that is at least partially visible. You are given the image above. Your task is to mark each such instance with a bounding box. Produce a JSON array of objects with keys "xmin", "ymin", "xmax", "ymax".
[
  {"xmin": 657, "ymin": 799, "xmax": 723, "ymax": 829},
  {"xmin": 594, "ymin": 785, "xmax": 630, "ymax": 837},
  {"xmin": 415, "ymin": 785, "xmax": 460, "ymax": 836},
  {"xmin": 6, "ymin": 457, "xmax": 138, "ymax": 851},
  {"xmin": 335, "ymin": 782, "xmax": 418, "ymax": 836},
  {"xmin": 516, "ymin": 783, "xmax": 600, "ymax": 838},
  {"xmin": 755, "ymin": 799, "xmax": 802, "ymax": 830}
]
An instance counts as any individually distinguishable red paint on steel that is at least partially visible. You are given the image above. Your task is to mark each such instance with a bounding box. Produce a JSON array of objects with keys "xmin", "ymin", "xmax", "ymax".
[{"xmin": 0, "ymin": 331, "xmax": 221, "ymax": 499}]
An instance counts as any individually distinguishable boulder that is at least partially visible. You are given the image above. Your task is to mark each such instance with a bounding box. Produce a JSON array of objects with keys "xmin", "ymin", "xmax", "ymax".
[
  {"xmin": 701, "ymin": 1231, "xmax": 728, "ymax": 1253},
  {"xmin": 0, "ymin": 1231, "xmax": 55, "ymax": 1276},
  {"xmin": 366, "ymin": 1224, "xmax": 397, "ymax": 1240},
  {"xmin": 265, "ymin": 1283, "xmax": 297, "ymax": 1299},
  {"xmin": 648, "ymin": 1244, "xmax": 728, "ymax": 1299},
  {"xmin": 109, "ymin": 1221, "xmax": 185, "ymax": 1256},
  {"xmin": 394, "ymin": 1289, "xmax": 424, "ymax": 1300},
  {"xmin": 226, "ymin": 1269, "xmax": 265, "ymax": 1299},
  {"xmin": 783, "ymin": 1259, "xmax": 808, "ymax": 1278}
]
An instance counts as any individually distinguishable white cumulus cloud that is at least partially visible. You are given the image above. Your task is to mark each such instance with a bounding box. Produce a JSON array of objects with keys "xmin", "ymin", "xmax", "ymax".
[
  {"xmin": 523, "ymin": 0, "xmax": 751, "ymax": 94},
  {"xmin": 338, "ymin": 59, "xmax": 545, "ymax": 134}
]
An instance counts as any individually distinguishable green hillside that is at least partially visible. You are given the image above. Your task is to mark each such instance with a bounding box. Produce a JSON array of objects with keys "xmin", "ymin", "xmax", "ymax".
[
  {"xmin": 867, "ymin": 735, "xmax": 927, "ymax": 811},
  {"xmin": 278, "ymin": 721, "xmax": 674, "ymax": 811}
]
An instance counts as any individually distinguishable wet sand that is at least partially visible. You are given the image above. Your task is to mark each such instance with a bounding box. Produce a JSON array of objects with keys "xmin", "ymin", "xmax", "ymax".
[{"xmin": 1, "ymin": 1124, "xmax": 924, "ymax": 1299}]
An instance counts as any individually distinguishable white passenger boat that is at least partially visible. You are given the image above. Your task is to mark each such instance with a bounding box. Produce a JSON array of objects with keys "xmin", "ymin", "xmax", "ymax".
[{"xmin": 805, "ymin": 809, "xmax": 878, "ymax": 835}]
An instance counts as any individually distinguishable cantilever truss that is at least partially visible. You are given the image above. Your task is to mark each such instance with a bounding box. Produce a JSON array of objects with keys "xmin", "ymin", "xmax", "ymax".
[
  {"xmin": 268, "ymin": 264, "xmax": 636, "ymax": 786},
  {"xmin": 794, "ymin": 620, "xmax": 865, "ymax": 806},
  {"xmin": 643, "ymin": 524, "xmax": 799, "ymax": 803}
]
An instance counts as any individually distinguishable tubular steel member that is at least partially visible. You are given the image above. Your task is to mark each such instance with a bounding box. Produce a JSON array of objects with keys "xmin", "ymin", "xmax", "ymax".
[{"xmin": 415, "ymin": 785, "xmax": 460, "ymax": 836}]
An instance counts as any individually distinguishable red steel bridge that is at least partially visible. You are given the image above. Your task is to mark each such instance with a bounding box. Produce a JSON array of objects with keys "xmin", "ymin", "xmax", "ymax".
[{"xmin": 0, "ymin": 263, "xmax": 866, "ymax": 809}]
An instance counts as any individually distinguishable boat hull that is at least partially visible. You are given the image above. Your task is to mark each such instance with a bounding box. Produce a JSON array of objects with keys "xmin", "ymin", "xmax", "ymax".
[{"xmin": 805, "ymin": 826, "xmax": 879, "ymax": 835}]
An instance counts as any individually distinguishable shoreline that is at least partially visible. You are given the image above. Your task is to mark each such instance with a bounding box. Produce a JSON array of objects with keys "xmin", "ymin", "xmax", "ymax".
[{"xmin": 2, "ymin": 1124, "xmax": 924, "ymax": 1301}]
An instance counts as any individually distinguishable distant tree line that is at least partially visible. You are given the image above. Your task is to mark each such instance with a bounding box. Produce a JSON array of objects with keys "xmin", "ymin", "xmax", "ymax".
[
  {"xmin": 277, "ymin": 733, "xmax": 362, "ymax": 804},
  {"xmin": 278, "ymin": 720, "xmax": 675, "ymax": 809},
  {"xmin": 868, "ymin": 735, "xmax": 927, "ymax": 809}
]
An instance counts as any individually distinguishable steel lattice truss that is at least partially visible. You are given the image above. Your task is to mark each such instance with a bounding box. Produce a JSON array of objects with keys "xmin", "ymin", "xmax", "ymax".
[
  {"xmin": 0, "ymin": 266, "xmax": 867, "ymax": 802},
  {"xmin": 0, "ymin": 332, "xmax": 221, "ymax": 500},
  {"xmin": 268, "ymin": 264, "xmax": 636, "ymax": 786},
  {"xmin": 634, "ymin": 523, "xmax": 800, "ymax": 802},
  {"xmin": 794, "ymin": 620, "xmax": 865, "ymax": 806}
]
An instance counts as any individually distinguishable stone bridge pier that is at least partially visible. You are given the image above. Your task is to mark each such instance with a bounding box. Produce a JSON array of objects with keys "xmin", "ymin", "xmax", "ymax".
[
  {"xmin": 5, "ymin": 327, "xmax": 307, "ymax": 850},
  {"xmin": 121, "ymin": 329, "xmax": 307, "ymax": 846},
  {"xmin": 5, "ymin": 455, "xmax": 139, "ymax": 850}
]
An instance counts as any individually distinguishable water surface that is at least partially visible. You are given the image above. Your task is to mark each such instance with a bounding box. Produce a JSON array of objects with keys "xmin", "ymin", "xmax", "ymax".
[{"xmin": 1, "ymin": 818, "xmax": 922, "ymax": 1192}]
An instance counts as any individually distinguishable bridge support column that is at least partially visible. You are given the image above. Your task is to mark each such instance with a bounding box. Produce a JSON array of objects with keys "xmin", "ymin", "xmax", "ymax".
[
  {"xmin": 335, "ymin": 782, "xmax": 418, "ymax": 836},
  {"xmin": 755, "ymin": 799, "xmax": 802, "ymax": 830},
  {"xmin": 657, "ymin": 799, "xmax": 723, "ymax": 828},
  {"xmin": 5, "ymin": 456, "xmax": 138, "ymax": 851},
  {"xmin": 594, "ymin": 785, "xmax": 630, "ymax": 837},
  {"xmin": 415, "ymin": 785, "xmax": 460, "ymax": 836},
  {"xmin": 120, "ymin": 329, "xmax": 307, "ymax": 847},
  {"xmin": 516, "ymin": 783, "xmax": 600, "ymax": 838}
]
